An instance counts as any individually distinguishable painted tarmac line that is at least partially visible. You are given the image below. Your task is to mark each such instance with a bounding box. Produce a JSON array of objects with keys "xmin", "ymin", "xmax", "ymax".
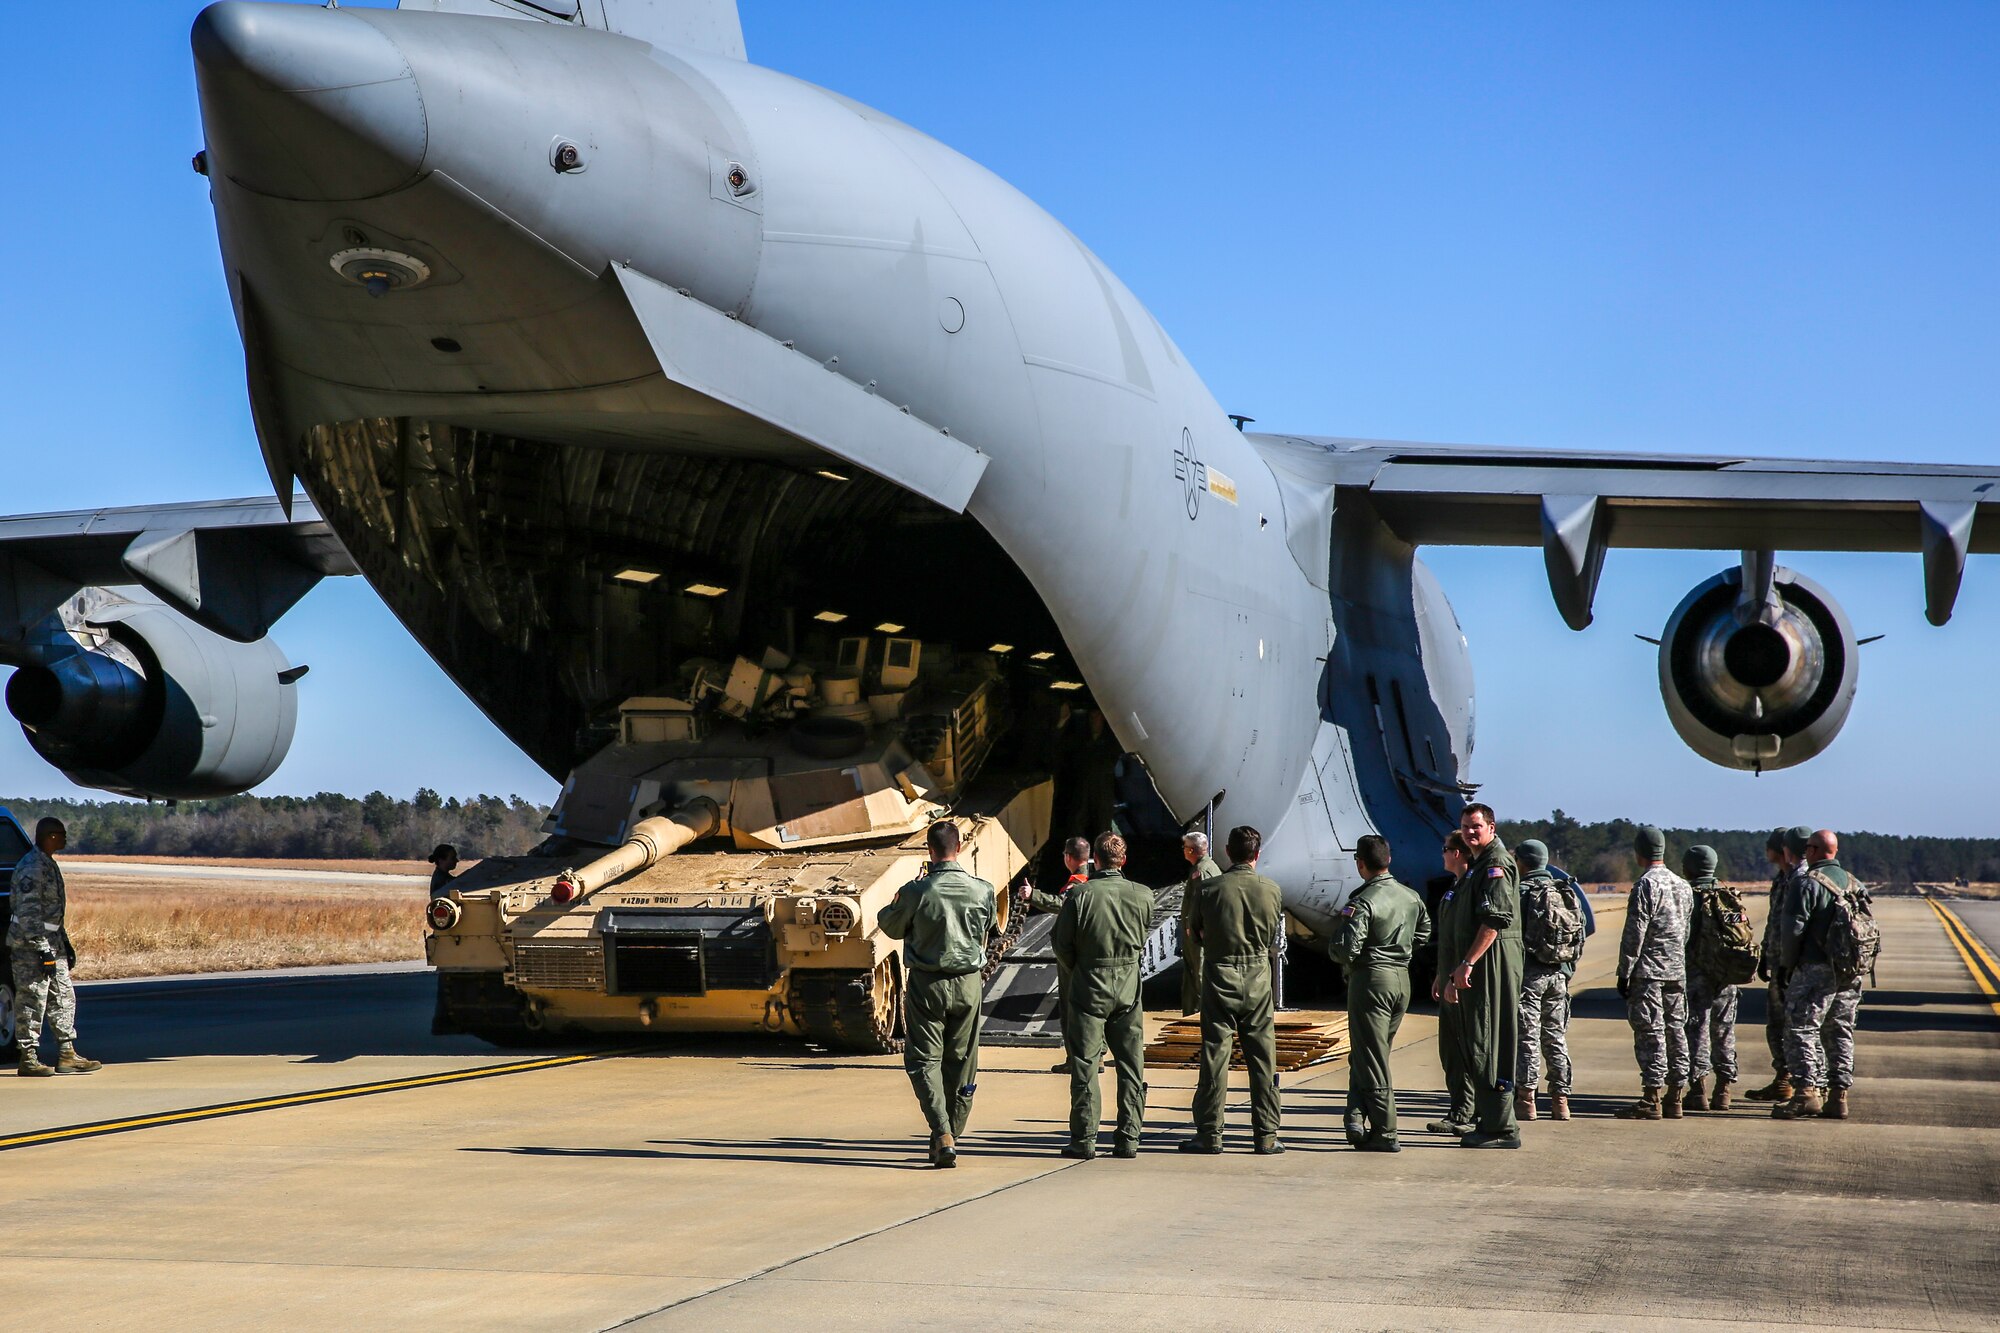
[
  {"xmin": 1926, "ymin": 899, "xmax": 2000, "ymax": 1022},
  {"xmin": 0, "ymin": 1049, "xmax": 631, "ymax": 1153}
]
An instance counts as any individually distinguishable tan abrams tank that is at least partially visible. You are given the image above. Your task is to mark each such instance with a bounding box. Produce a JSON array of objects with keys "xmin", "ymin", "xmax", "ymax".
[{"xmin": 427, "ymin": 770, "xmax": 1050, "ymax": 1052}]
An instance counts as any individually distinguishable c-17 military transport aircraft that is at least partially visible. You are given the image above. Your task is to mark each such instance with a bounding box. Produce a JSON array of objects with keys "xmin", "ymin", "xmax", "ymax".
[{"xmin": 1, "ymin": 0, "xmax": 1994, "ymax": 1039}]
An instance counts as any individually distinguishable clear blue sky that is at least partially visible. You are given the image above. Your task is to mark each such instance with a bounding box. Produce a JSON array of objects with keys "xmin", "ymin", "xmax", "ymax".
[{"xmin": 2, "ymin": 2, "xmax": 1995, "ymax": 834}]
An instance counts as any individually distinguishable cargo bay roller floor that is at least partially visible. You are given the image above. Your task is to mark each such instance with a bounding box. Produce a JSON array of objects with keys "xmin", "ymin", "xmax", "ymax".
[{"xmin": 1, "ymin": 897, "xmax": 1995, "ymax": 1331}]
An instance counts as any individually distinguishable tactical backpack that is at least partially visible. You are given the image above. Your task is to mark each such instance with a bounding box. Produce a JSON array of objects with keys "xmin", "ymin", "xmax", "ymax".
[
  {"xmin": 1522, "ymin": 876, "xmax": 1586, "ymax": 966},
  {"xmin": 1692, "ymin": 885, "xmax": 1758, "ymax": 985},
  {"xmin": 1810, "ymin": 870, "xmax": 1882, "ymax": 987}
]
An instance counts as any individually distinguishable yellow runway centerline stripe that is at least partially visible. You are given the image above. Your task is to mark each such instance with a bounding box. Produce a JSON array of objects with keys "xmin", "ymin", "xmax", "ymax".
[
  {"xmin": 1926, "ymin": 899, "xmax": 2000, "ymax": 1022},
  {"xmin": 0, "ymin": 1048, "xmax": 632, "ymax": 1153}
]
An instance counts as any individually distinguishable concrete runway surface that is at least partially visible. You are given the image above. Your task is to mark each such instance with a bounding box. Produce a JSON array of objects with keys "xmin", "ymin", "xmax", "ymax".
[{"xmin": 1, "ymin": 897, "xmax": 1995, "ymax": 1331}]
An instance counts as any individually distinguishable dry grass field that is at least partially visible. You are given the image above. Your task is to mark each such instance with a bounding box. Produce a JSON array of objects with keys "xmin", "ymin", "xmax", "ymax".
[
  {"xmin": 62, "ymin": 870, "xmax": 426, "ymax": 980},
  {"xmin": 67, "ymin": 855, "xmax": 457, "ymax": 877}
]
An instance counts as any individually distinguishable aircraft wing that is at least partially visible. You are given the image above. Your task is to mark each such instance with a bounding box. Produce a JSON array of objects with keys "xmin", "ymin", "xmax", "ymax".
[
  {"xmin": 1249, "ymin": 434, "xmax": 2000, "ymax": 629},
  {"xmin": 0, "ymin": 496, "xmax": 356, "ymax": 643}
]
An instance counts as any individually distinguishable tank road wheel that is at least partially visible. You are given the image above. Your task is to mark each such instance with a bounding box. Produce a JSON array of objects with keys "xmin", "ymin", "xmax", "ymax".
[
  {"xmin": 793, "ymin": 957, "xmax": 906, "ymax": 1055},
  {"xmin": 866, "ymin": 955, "xmax": 905, "ymax": 1053}
]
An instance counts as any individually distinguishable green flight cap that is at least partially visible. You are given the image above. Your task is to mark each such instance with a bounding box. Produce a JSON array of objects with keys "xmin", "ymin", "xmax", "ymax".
[
  {"xmin": 1785, "ymin": 826, "xmax": 1813, "ymax": 857},
  {"xmin": 1517, "ymin": 839, "xmax": 1549, "ymax": 873},
  {"xmin": 1633, "ymin": 825, "xmax": 1666, "ymax": 861},
  {"xmin": 1683, "ymin": 845, "xmax": 1718, "ymax": 880},
  {"xmin": 1766, "ymin": 827, "xmax": 1788, "ymax": 852}
]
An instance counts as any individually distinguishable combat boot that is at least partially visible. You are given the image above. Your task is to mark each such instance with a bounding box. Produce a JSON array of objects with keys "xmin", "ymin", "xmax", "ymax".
[
  {"xmin": 1818, "ymin": 1088, "xmax": 1850, "ymax": 1120},
  {"xmin": 1771, "ymin": 1086, "xmax": 1824, "ymax": 1120},
  {"xmin": 17, "ymin": 1052, "xmax": 55, "ymax": 1078},
  {"xmin": 1343, "ymin": 1108, "xmax": 1368, "ymax": 1147},
  {"xmin": 929, "ymin": 1132, "xmax": 957, "ymax": 1168},
  {"xmin": 1744, "ymin": 1074, "xmax": 1793, "ymax": 1102},
  {"xmin": 1663, "ymin": 1085, "xmax": 1685, "ymax": 1119},
  {"xmin": 1687, "ymin": 1075, "xmax": 1709, "ymax": 1111},
  {"xmin": 1253, "ymin": 1137, "xmax": 1286, "ymax": 1155},
  {"xmin": 56, "ymin": 1046, "xmax": 101, "ymax": 1074},
  {"xmin": 1549, "ymin": 1093, "xmax": 1571, "ymax": 1121},
  {"xmin": 1709, "ymin": 1082, "xmax": 1732, "ymax": 1112},
  {"xmin": 1514, "ymin": 1091, "xmax": 1536, "ymax": 1122},
  {"xmin": 1426, "ymin": 1118, "xmax": 1474, "ymax": 1136},
  {"xmin": 1614, "ymin": 1087, "xmax": 1663, "ymax": 1120}
]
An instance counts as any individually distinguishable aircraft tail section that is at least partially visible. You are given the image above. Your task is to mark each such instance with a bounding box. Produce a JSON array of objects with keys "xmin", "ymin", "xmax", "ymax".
[{"xmin": 399, "ymin": 0, "xmax": 746, "ymax": 61}]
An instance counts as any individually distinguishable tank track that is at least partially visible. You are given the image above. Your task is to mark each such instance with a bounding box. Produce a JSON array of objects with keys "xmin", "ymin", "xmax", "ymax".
[
  {"xmin": 792, "ymin": 966, "xmax": 905, "ymax": 1055},
  {"xmin": 982, "ymin": 893, "xmax": 1025, "ymax": 984},
  {"xmin": 436, "ymin": 971, "xmax": 567, "ymax": 1049}
]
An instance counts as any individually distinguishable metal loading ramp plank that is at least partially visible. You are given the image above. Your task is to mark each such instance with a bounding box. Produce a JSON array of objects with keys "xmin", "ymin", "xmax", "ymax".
[{"xmin": 979, "ymin": 887, "xmax": 1187, "ymax": 1046}]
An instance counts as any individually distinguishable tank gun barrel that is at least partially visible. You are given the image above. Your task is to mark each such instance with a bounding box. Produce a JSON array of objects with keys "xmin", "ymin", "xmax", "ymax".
[{"xmin": 555, "ymin": 799, "xmax": 721, "ymax": 901}]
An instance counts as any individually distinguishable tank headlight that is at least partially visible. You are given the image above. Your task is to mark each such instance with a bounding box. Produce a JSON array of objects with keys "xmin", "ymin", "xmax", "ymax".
[
  {"xmin": 821, "ymin": 899, "xmax": 857, "ymax": 934},
  {"xmin": 793, "ymin": 898, "xmax": 818, "ymax": 924},
  {"xmin": 427, "ymin": 897, "xmax": 461, "ymax": 931}
]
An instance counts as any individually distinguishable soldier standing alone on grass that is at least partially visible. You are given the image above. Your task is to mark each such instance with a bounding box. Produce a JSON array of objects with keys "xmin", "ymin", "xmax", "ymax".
[
  {"xmin": 9, "ymin": 818, "xmax": 101, "ymax": 1077},
  {"xmin": 878, "ymin": 821, "xmax": 998, "ymax": 1168},
  {"xmin": 1615, "ymin": 826, "xmax": 1693, "ymax": 1121},
  {"xmin": 1329, "ymin": 834, "xmax": 1429, "ymax": 1152},
  {"xmin": 1052, "ymin": 832, "xmax": 1153, "ymax": 1159},
  {"xmin": 1180, "ymin": 825, "xmax": 1285, "ymax": 1155}
]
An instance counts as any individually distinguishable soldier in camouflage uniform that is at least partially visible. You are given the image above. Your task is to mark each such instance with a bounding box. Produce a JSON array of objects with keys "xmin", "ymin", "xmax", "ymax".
[
  {"xmin": 1773, "ymin": 829, "xmax": 1865, "ymax": 1122},
  {"xmin": 1513, "ymin": 840, "xmax": 1576, "ymax": 1123},
  {"xmin": 8, "ymin": 818, "xmax": 102, "ymax": 1076},
  {"xmin": 1052, "ymin": 832, "xmax": 1154, "ymax": 1158},
  {"xmin": 1746, "ymin": 827, "xmax": 1810, "ymax": 1103},
  {"xmin": 1680, "ymin": 845, "xmax": 1738, "ymax": 1111},
  {"xmin": 878, "ymin": 821, "xmax": 998, "ymax": 1167},
  {"xmin": 1615, "ymin": 826, "xmax": 1692, "ymax": 1120},
  {"xmin": 1330, "ymin": 834, "xmax": 1429, "ymax": 1151}
]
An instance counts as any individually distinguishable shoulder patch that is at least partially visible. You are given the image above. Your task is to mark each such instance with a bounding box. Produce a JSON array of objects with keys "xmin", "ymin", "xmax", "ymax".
[
  {"xmin": 1339, "ymin": 905, "xmax": 1356, "ymax": 917},
  {"xmin": 1487, "ymin": 866, "xmax": 1505, "ymax": 878}
]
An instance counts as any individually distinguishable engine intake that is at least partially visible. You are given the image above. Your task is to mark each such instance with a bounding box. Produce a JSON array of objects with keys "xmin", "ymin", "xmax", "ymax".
[
  {"xmin": 1658, "ymin": 565, "xmax": 1857, "ymax": 773},
  {"xmin": 6, "ymin": 603, "xmax": 300, "ymax": 800}
]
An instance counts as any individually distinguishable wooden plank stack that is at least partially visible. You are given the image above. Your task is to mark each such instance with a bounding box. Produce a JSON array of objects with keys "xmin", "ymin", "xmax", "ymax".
[{"xmin": 1143, "ymin": 1013, "xmax": 1350, "ymax": 1071}]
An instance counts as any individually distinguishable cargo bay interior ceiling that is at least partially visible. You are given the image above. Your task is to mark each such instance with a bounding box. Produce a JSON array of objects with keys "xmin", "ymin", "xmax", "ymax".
[{"xmin": 296, "ymin": 418, "xmax": 1070, "ymax": 776}]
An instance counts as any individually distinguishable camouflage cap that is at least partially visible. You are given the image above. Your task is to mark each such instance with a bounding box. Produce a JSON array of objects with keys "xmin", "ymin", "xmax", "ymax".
[
  {"xmin": 1785, "ymin": 826, "xmax": 1812, "ymax": 857},
  {"xmin": 1633, "ymin": 825, "xmax": 1666, "ymax": 861},
  {"xmin": 1682, "ymin": 845, "xmax": 1719, "ymax": 880},
  {"xmin": 1517, "ymin": 839, "xmax": 1549, "ymax": 873}
]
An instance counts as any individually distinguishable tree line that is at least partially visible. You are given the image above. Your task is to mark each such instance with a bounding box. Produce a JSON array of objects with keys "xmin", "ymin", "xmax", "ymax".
[
  {"xmin": 2, "ymin": 790, "xmax": 550, "ymax": 861},
  {"xmin": 1503, "ymin": 810, "xmax": 2000, "ymax": 887}
]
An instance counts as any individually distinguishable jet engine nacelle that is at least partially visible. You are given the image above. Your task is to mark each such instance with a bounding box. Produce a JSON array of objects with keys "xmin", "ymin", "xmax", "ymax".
[
  {"xmin": 5, "ymin": 603, "xmax": 299, "ymax": 800},
  {"xmin": 1658, "ymin": 564, "xmax": 1858, "ymax": 773}
]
